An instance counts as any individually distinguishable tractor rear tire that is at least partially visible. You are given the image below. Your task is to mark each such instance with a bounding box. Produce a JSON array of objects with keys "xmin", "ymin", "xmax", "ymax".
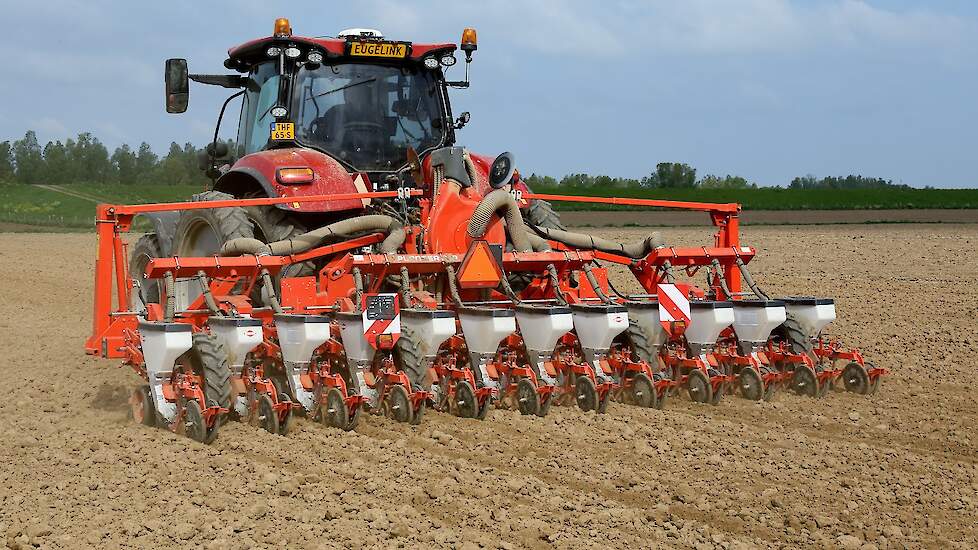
[
  {"xmin": 395, "ymin": 326, "xmax": 429, "ymax": 393},
  {"xmin": 524, "ymin": 199, "xmax": 566, "ymax": 231},
  {"xmin": 626, "ymin": 319, "xmax": 657, "ymax": 364},
  {"xmin": 129, "ymin": 234, "xmax": 162, "ymax": 311},
  {"xmin": 772, "ymin": 314, "xmax": 813, "ymax": 354},
  {"xmin": 245, "ymin": 201, "xmax": 316, "ymax": 281}
]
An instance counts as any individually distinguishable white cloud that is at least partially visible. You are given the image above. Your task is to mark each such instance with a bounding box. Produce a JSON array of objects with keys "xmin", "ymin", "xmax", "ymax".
[{"xmin": 32, "ymin": 117, "xmax": 70, "ymax": 137}]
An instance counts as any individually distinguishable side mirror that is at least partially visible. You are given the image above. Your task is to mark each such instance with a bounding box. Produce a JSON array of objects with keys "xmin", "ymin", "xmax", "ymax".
[{"xmin": 165, "ymin": 58, "xmax": 189, "ymax": 113}]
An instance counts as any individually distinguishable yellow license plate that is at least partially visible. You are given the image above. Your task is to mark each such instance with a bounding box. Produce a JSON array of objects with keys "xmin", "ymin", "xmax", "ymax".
[
  {"xmin": 270, "ymin": 122, "xmax": 295, "ymax": 141},
  {"xmin": 349, "ymin": 41, "xmax": 409, "ymax": 58}
]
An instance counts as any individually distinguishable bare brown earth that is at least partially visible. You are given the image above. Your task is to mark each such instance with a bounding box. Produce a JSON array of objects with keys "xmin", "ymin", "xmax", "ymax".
[
  {"xmin": 559, "ymin": 209, "xmax": 978, "ymax": 227},
  {"xmin": 0, "ymin": 225, "xmax": 976, "ymax": 549}
]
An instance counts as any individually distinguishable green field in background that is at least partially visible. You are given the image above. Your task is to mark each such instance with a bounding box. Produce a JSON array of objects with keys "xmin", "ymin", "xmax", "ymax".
[{"xmin": 1, "ymin": 183, "xmax": 976, "ymax": 230}]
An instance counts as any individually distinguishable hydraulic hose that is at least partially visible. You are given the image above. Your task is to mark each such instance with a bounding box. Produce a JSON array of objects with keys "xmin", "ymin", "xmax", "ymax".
[
  {"xmin": 260, "ymin": 269, "xmax": 284, "ymax": 314},
  {"xmin": 221, "ymin": 215, "xmax": 405, "ymax": 256},
  {"xmin": 736, "ymin": 257, "xmax": 769, "ymax": 300},
  {"xmin": 196, "ymin": 271, "xmax": 224, "ymax": 316},
  {"xmin": 466, "ymin": 189, "xmax": 533, "ymax": 253}
]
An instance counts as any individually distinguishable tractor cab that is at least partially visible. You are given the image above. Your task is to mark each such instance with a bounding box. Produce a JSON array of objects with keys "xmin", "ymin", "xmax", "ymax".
[{"xmin": 166, "ymin": 19, "xmax": 477, "ymax": 193}]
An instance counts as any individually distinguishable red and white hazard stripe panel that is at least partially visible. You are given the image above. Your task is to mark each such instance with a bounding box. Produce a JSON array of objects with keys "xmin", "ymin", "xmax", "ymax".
[{"xmin": 657, "ymin": 283, "xmax": 691, "ymax": 331}]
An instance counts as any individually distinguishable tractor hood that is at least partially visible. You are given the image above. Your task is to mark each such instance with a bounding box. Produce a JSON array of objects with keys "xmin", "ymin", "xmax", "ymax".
[{"xmin": 217, "ymin": 148, "xmax": 370, "ymax": 213}]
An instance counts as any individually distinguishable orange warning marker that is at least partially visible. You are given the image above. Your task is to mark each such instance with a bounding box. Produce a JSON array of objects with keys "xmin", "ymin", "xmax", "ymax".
[{"xmin": 457, "ymin": 240, "xmax": 503, "ymax": 289}]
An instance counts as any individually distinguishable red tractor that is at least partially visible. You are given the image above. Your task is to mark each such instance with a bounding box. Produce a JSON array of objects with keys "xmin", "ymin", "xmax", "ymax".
[{"xmin": 87, "ymin": 18, "xmax": 884, "ymax": 443}]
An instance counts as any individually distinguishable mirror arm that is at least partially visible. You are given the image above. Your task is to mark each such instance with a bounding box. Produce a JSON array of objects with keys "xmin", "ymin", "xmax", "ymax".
[{"xmin": 190, "ymin": 74, "xmax": 247, "ymax": 89}]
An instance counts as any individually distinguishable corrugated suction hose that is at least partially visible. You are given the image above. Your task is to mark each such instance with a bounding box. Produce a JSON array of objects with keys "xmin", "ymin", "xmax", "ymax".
[
  {"xmin": 467, "ymin": 189, "xmax": 534, "ymax": 253},
  {"xmin": 221, "ymin": 215, "xmax": 405, "ymax": 256}
]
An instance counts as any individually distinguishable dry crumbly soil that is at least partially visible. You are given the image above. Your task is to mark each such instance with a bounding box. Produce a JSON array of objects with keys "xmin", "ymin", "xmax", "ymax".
[{"xmin": 0, "ymin": 225, "xmax": 976, "ymax": 550}]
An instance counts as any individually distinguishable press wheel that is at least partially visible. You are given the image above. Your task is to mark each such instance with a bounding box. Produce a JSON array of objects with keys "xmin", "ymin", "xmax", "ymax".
[
  {"xmin": 321, "ymin": 388, "xmax": 350, "ymax": 430},
  {"xmin": 516, "ymin": 378, "xmax": 540, "ymax": 416},
  {"xmin": 739, "ymin": 367, "xmax": 764, "ymax": 401},
  {"xmin": 575, "ymin": 375, "xmax": 598, "ymax": 412},
  {"xmin": 687, "ymin": 369, "xmax": 712, "ymax": 404},
  {"xmin": 455, "ymin": 380, "xmax": 478, "ymax": 418},
  {"xmin": 842, "ymin": 362, "xmax": 869, "ymax": 395},
  {"xmin": 791, "ymin": 365, "xmax": 819, "ymax": 397},
  {"xmin": 597, "ymin": 388, "xmax": 612, "ymax": 414},
  {"xmin": 629, "ymin": 373, "xmax": 655, "ymax": 408},
  {"xmin": 536, "ymin": 392, "xmax": 553, "ymax": 417},
  {"xmin": 257, "ymin": 393, "xmax": 279, "ymax": 435},
  {"xmin": 183, "ymin": 400, "xmax": 208, "ymax": 443},
  {"xmin": 278, "ymin": 393, "xmax": 294, "ymax": 435},
  {"xmin": 866, "ymin": 362, "xmax": 882, "ymax": 395},
  {"xmin": 384, "ymin": 384, "xmax": 414, "ymax": 423}
]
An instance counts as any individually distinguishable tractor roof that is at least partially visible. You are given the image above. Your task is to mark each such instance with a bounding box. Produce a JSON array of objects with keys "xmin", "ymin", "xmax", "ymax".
[{"xmin": 226, "ymin": 35, "xmax": 457, "ymax": 70}]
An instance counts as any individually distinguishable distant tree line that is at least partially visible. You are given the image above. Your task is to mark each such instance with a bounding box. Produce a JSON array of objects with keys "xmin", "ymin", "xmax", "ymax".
[
  {"xmin": 0, "ymin": 130, "xmax": 910, "ymax": 191},
  {"xmin": 0, "ymin": 130, "xmax": 213, "ymax": 186}
]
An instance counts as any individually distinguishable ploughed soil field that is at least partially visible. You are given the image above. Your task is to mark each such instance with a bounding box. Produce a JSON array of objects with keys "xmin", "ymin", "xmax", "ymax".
[{"xmin": 0, "ymin": 225, "xmax": 976, "ymax": 549}]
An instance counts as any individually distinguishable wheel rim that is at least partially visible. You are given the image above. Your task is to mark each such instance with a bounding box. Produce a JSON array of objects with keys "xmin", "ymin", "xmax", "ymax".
[
  {"xmin": 323, "ymin": 388, "xmax": 349, "ymax": 429},
  {"xmin": 516, "ymin": 378, "xmax": 540, "ymax": 416},
  {"xmin": 842, "ymin": 363, "xmax": 869, "ymax": 395},
  {"xmin": 176, "ymin": 220, "xmax": 222, "ymax": 307},
  {"xmin": 739, "ymin": 368, "xmax": 764, "ymax": 401},
  {"xmin": 455, "ymin": 381, "xmax": 478, "ymax": 418},
  {"xmin": 687, "ymin": 370, "xmax": 712, "ymax": 403},
  {"xmin": 258, "ymin": 394, "xmax": 279, "ymax": 435},
  {"xmin": 792, "ymin": 366, "xmax": 818, "ymax": 397},
  {"xmin": 183, "ymin": 401, "xmax": 207, "ymax": 442},
  {"xmin": 575, "ymin": 376, "xmax": 598, "ymax": 412},
  {"xmin": 385, "ymin": 384, "xmax": 413, "ymax": 423},
  {"xmin": 630, "ymin": 373, "xmax": 655, "ymax": 408}
]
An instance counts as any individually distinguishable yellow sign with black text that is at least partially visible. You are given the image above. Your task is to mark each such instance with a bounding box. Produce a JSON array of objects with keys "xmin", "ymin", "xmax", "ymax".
[
  {"xmin": 270, "ymin": 122, "xmax": 295, "ymax": 141},
  {"xmin": 349, "ymin": 41, "xmax": 409, "ymax": 59}
]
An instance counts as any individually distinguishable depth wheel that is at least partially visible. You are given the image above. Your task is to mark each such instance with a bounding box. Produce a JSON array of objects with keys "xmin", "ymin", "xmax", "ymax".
[
  {"xmin": 687, "ymin": 369, "xmax": 712, "ymax": 404},
  {"xmin": 739, "ymin": 367, "xmax": 764, "ymax": 401},
  {"xmin": 629, "ymin": 373, "xmax": 656, "ymax": 408},
  {"xmin": 791, "ymin": 365, "xmax": 819, "ymax": 397},
  {"xmin": 841, "ymin": 362, "xmax": 869, "ymax": 395},
  {"xmin": 130, "ymin": 385, "xmax": 156, "ymax": 426},
  {"xmin": 321, "ymin": 388, "xmax": 350, "ymax": 430},
  {"xmin": 516, "ymin": 378, "xmax": 540, "ymax": 416},
  {"xmin": 257, "ymin": 394, "xmax": 279, "ymax": 435},
  {"xmin": 575, "ymin": 376, "xmax": 598, "ymax": 412},
  {"xmin": 454, "ymin": 380, "xmax": 478, "ymax": 418},
  {"xmin": 384, "ymin": 384, "xmax": 414, "ymax": 424},
  {"xmin": 183, "ymin": 401, "xmax": 208, "ymax": 443}
]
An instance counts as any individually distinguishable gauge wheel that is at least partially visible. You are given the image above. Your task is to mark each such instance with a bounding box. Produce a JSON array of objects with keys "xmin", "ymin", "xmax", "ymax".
[
  {"xmin": 454, "ymin": 380, "xmax": 478, "ymax": 419},
  {"xmin": 791, "ymin": 365, "xmax": 819, "ymax": 397},
  {"xmin": 183, "ymin": 400, "xmax": 208, "ymax": 443},
  {"xmin": 130, "ymin": 385, "xmax": 156, "ymax": 427},
  {"xmin": 842, "ymin": 362, "xmax": 869, "ymax": 395},
  {"xmin": 278, "ymin": 393, "xmax": 294, "ymax": 435},
  {"xmin": 257, "ymin": 393, "xmax": 279, "ymax": 435},
  {"xmin": 739, "ymin": 367, "xmax": 764, "ymax": 401},
  {"xmin": 628, "ymin": 373, "xmax": 656, "ymax": 408},
  {"xmin": 321, "ymin": 387, "xmax": 349, "ymax": 430},
  {"xmin": 384, "ymin": 384, "xmax": 414, "ymax": 424},
  {"xmin": 687, "ymin": 369, "xmax": 713, "ymax": 404},
  {"xmin": 516, "ymin": 378, "xmax": 540, "ymax": 416},
  {"xmin": 575, "ymin": 375, "xmax": 598, "ymax": 412}
]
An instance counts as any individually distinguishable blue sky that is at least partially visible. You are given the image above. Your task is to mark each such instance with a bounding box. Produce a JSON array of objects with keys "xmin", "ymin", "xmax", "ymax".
[{"xmin": 2, "ymin": 0, "xmax": 976, "ymax": 187}]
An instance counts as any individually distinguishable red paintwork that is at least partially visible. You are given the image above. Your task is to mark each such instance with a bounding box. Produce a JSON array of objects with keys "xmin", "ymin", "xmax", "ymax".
[
  {"xmin": 423, "ymin": 180, "xmax": 505, "ymax": 254},
  {"xmin": 228, "ymin": 35, "xmax": 456, "ymax": 63},
  {"xmin": 231, "ymin": 148, "xmax": 365, "ymax": 212}
]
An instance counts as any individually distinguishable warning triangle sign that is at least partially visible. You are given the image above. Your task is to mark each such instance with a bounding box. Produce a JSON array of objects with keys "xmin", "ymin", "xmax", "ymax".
[{"xmin": 457, "ymin": 240, "xmax": 504, "ymax": 289}]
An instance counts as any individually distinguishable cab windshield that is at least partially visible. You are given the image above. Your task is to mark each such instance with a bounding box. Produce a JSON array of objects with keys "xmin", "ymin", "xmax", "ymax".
[{"xmin": 293, "ymin": 63, "xmax": 446, "ymax": 172}]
